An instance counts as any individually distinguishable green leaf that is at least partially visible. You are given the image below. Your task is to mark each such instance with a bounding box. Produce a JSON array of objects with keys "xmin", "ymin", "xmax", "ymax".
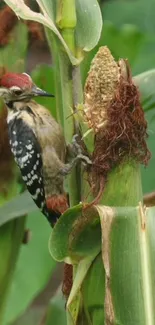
[
  {"xmin": 35, "ymin": 0, "xmax": 55, "ymax": 21},
  {"xmin": 146, "ymin": 207, "xmax": 155, "ymax": 307},
  {"xmin": 81, "ymin": 253, "xmax": 105, "ymax": 325},
  {"xmin": 134, "ymin": 70, "xmax": 155, "ymax": 193},
  {"xmin": 3, "ymin": 211, "xmax": 56, "ymax": 325},
  {"xmin": 49, "ymin": 204, "xmax": 82, "ymax": 263},
  {"xmin": 75, "ymin": 0, "xmax": 102, "ymax": 52},
  {"xmin": 0, "ymin": 218, "xmax": 26, "ymax": 325},
  {"xmin": 134, "ymin": 70, "xmax": 155, "ymax": 112},
  {"xmin": 0, "ymin": 191, "xmax": 37, "ymax": 226},
  {"xmin": 96, "ymin": 204, "xmax": 155, "ymax": 324},
  {"xmin": 49, "ymin": 204, "xmax": 101, "ymax": 263},
  {"xmin": 67, "ymin": 252, "xmax": 99, "ymax": 325},
  {"xmin": 13, "ymin": 306, "xmax": 45, "ymax": 325},
  {"xmin": 142, "ymin": 108, "xmax": 155, "ymax": 194},
  {"xmin": 45, "ymin": 287, "xmax": 67, "ymax": 325}
]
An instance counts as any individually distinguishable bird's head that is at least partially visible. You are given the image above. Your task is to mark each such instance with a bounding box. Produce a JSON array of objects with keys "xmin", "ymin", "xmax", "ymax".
[{"xmin": 0, "ymin": 72, "xmax": 54, "ymax": 103}]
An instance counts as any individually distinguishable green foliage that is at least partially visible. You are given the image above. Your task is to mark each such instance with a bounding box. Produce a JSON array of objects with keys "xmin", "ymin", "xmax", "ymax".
[
  {"xmin": 0, "ymin": 218, "xmax": 26, "ymax": 325},
  {"xmin": 110, "ymin": 209, "xmax": 144, "ymax": 324},
  {"xmin": 142, "ymin": 109, "xmax": 155, "ymax": 193},
  {"xmin": 12, "ymin": 288, "xmax": 66, "ymax": 325},
  {"xmin": 102, "ymin": 0, "xmax": 155, "ymax": 75},
  {"xmin": 75, "ymin": 0, "xmax": 102, "ymax": 52},
  {"xmin": 97, "ymin": 204, "xmax": 155, "ymax": 324},
  {"xmin": 103, "ymin": 0, "xmax": 155, "ymax": 33},
  {"xmin": 134, "ymin": 70, "xmax": 155, "ymax": 193},
  {"xmin": 49, "ymin": 204, "xmax": 101, "ymax": 263},
  {"xmin": 31, "ymin": 64, "xmax": 57, "ymax": 119},
  {"xmin": 0, "ymin": 192, "xmax": 36, "ymax": 226},
  {"xmin": 45, "ymin": 288, "xmax": 67, "ymax": 325},
  {"xmin": 81, "ymin": 254, "xmax": 105, "ymax": 324},
  {"xmin": 0, "ymin": 23, "xmax": 28, "ymax": 72},
  {"xmin": 3, "ymin": 212, "xmax": 56, "ymax": 325}
]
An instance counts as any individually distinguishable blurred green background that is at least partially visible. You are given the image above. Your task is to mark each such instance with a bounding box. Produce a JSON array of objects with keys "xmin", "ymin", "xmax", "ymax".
[{"xmin": 0, "ymin": 0, "xmax": 155, "ymax": 324}]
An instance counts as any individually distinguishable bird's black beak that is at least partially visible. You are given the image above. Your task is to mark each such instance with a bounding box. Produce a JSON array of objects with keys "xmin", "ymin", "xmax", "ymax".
[{"xmin": 32, "ymin": 86, "xmax": 54, "ymax": 97}]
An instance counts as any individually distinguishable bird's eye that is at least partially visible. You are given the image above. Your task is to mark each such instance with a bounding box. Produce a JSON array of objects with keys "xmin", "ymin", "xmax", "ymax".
[{"xmin": 14, "ymin": 90, "xmax": 22, "ymax": 95}]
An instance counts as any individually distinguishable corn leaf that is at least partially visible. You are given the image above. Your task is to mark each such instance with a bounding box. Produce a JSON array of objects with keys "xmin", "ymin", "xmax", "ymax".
[
  {"xmin": 49, "ymin": 204, "xmax": 101, "ymax": 263},
  {"xmin": 45, "ymin": 287, "xmax": 67, "ymax": 325},
  {"xmin": 0, "ymin": 191, "xmax": 37, "ymax": 226},
  {"xmin": 134, "ymin": 70, "xmax": 155, "ymax": 193},
  {"xmin": 3, "ymin": 212, "xmax": 56, "ymax": 325},
  {"xmin": 75, "ymin": 0, "xmax": 102, "ymax": 52},
  {"xmin": 96, "ymin": 204, "xmax": 155, "ymax": 325}
]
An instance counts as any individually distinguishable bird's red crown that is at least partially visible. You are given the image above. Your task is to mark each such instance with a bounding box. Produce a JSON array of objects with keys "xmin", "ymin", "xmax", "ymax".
[{"xmin": 0, "ymin": 73, "xmax": 32, "ymax": 89}]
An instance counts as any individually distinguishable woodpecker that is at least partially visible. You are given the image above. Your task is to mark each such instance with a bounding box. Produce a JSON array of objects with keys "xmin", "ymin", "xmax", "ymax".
[{"xmin": 0, "ymin": 72, "xmax": 90, "ymax": 226}]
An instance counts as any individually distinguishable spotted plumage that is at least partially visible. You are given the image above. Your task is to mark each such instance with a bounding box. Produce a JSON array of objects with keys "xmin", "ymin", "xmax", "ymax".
[{"xmin": 8, "ymin": 116, "xmax": 50, "ymax": 218}]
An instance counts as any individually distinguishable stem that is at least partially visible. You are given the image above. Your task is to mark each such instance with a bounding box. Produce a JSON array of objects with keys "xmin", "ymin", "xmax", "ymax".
[
  {"xmin": 46, "ymin": 0, "xmax": 84, "ymax": 206},
  {"xmin": 47, "ymin": 31, "xmax": 83, "ymax": 205},
  {"xmin": 56, "ymin": 0, "xmax": 77, "ymax": 55},
  {"xmin": 138, "ymin": 203, "xmax": 154, "ymax": 325},
  {"xmin": 72, "ymin": 66, "xmax": 83, "ymax": 107},
  {"xmin": 101, "ymin": 161, "xmax": 143, "ymax": 206},
  {"xmin": 61, "ymin": 29, "xmax": 75, "ymax": 55},
  {"xmin": 56, "ymin": 49, "xmax": 78, "ymax": 206}
]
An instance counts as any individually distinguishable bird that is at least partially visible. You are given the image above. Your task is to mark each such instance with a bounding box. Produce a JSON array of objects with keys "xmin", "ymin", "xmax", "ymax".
[{"xmin": 0, "ymin": 72, "xmax": 90, "ymax": 226}]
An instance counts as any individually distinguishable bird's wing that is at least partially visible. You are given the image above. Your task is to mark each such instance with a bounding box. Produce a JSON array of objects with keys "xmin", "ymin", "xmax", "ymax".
[{"xmin": 8, "ymin": 117, "xmax": 48, "ymax": 216}]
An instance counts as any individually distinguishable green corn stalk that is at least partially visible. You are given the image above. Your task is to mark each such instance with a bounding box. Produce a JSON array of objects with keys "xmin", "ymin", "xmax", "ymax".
[{"xmin": 3, "ymin": 1, "xmax": 155, "ymax": 325}]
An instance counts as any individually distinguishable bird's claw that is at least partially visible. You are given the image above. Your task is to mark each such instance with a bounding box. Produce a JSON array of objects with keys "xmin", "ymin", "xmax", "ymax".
[
  {"xmin": 71, "ymin": 134, "xmax": 92, "ymax": 165},
  {"xmin": 70, "ymin": 134, "xmax": 82, "ymax": 155},
  {"xmin": 77, "ymin": 153, "xmax": 92, "ymax": 165}
]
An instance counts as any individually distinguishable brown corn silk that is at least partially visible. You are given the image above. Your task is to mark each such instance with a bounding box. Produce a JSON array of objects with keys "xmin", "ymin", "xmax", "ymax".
[{"xmin": 84, "ymin": 46, "xmax": 150, "ymax": 197}]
